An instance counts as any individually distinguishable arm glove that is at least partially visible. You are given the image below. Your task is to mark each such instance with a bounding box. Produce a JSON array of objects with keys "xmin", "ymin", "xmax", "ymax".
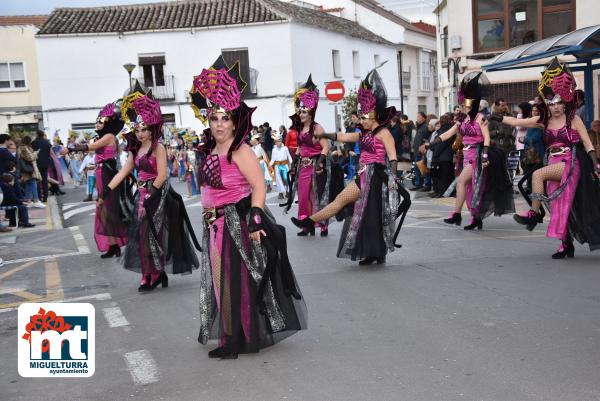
[
  {"xmin": 319, "ymin": 133, "xmax": 337, "ymax": 141},
  {"xmin": 248, "ymin": 207, "xmax": 265, "ymax": 233},
  {"xmin": 589, "ymin": 150, "xmax": 600, "ymax": 173},
  {"xmin": 69, "ymin": 144, "xmax": 89, "ymax": 152}
]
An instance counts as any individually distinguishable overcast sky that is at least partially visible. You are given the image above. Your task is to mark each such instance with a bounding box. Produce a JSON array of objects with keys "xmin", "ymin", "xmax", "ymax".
[{"xmin": 0, "ymin": 0, "xmax": 436, "ymax": 24}]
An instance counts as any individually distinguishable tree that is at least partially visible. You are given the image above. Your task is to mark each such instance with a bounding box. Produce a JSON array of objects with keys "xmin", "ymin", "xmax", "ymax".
[{"xmin": 341, "ymin": 88, "xmax": 358, "ymax": 127}]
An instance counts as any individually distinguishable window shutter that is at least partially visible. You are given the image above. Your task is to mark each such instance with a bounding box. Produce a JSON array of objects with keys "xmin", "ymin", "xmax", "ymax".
[{"xmin": 222, "ymin": 49, "xmax": 251, "ymax": 95}]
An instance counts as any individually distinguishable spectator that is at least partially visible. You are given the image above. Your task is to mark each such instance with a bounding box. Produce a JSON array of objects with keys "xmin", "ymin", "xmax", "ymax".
[
  {"xmin": 389, "ymin": 115, "xmax": 403, "ymax": 173},
  {"xmin": 31, "ymin": 130, "xmax": 52, "ymax": 202},
  {"xmin": 412, "ymin": 111, "xmax": 432, "ymax": 191},
  {"xmin": 0, "ymin": 186, "xmax": 13, "ymax": 233},
  {"xmin": 588, "ymin": 119, "xmax": 600, "ymax": 159},
  {"xmin": 285, "ymin": 125, "xmax": 299, "ymax": 156},
  {"xmin": 575, "ymin": 89, "xmax": 586, "ymax": 123},
  {"xmin": 479, "ymin": 99, "xmax": 490, "ymax": 118},
  {"xmin": 0, "ymin": 173, "xmax": 35, "ymax": 227},
  {"xmin": 429, "ymin": 113, "xmax": 455, "ymax": 197},
  {"xmin": 0, "ymin": 134, "xmax": 17, "ymax": 175},
  {"xmin": 521, "ymin": 104, "xmax": 545, "ymax": 194},
  {"xmin": 278, "ymin": 125, "xmax": 287, "ymax": 144},
  {"xmin": 17, "ymin": 136, "xmax": 45, "ymax": 208},
  {"xmin": 488, "ymin": 98, "xmax": 514, "ymax": 155},
  {"xmin": 401, "ymin": 114, "xmax": 416, "ymax": 153},
  {"xmin": 452, "ymin": 105, "xmax": 462, "ymax": 118},
  {"xmin": 79, "ymin": 150, "xmax": 96, "ymax": 202},
  {"xmin": 262, "ymin": 122, "xmax": 274, "ymax": 156}
]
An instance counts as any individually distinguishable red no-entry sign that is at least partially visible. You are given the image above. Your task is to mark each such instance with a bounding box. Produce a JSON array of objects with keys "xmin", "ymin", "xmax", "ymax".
[{"xmin": 325, "ymin": 81, "xmax": 345, "ymax": 102}]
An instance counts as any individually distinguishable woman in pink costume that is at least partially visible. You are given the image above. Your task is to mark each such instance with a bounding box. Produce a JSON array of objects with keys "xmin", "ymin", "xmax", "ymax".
[
  {"xmin": 281, "ymin": 75, "xmax": 330, "ymax": 236},
  {"xmin": 431, "ymin": 72, "xmax": 514, "ymax": 230},
  {"xmin": 292, "ymin": 67, "xmax": 411, "ymax": 265},
  {"xmin": 100, "ymin": 86, "xmax": 200, "ymax": 290},
  {"xmin": 491, "ymin": 58, "xmax": 600, "ymax": 258},
  {"xmin": 69, "ymin": 102, "xmax": 128, "ymax": 258},
  {"xmin": 190, "ymin": 57, "xmax": 306, "ymax": 359}
]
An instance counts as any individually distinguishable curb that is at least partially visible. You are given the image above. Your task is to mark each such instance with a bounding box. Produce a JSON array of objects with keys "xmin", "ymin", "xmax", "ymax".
[{"xmin": 47, "ymin": 197, "xmax": 64, "ymax": 230}]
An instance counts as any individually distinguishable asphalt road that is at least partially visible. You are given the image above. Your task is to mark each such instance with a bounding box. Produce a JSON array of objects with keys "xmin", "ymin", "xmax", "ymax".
[{"xmin": 1, "ymin": 179, "xmax": 600, "ymax": 401}]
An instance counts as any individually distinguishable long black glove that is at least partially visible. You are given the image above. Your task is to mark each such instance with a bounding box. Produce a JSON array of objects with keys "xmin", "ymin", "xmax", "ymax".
[
  {"xmin": 488, "ymin": 114, "xmax": 503, "ymax": 123},
  {"xmin": 482, "ymin": 146, "xmax": 490, "ymax": 165},
  {"xmin": 248, "ymin": 207, "xmax": 265, "ymax": 233},
  {"xmin": 589, "ymin": 150, "xmax": 600, "ymax": 174},
  {"xmin": 99, "ymin": 186, "xmax": 112, "ymax": 200},
  {"xmin": 319, "ymin": 133, "xmax": 338, "ymax": 141},
  {"xmin": 390, "ymin": 159, "xmax": 398, "ymax": 177},
  {"xmin": 316, "ymin": 153, "xmax": 326, "ymax": 174},
  {"xmin": 68, "ymin": 143, "xmax": 89, "ymax": 152}
]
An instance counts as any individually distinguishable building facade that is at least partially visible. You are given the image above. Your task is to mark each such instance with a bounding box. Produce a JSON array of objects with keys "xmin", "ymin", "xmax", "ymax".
[
  {"xmin": 435, "ymin": 0, "xmax": 599, "ymax": 119},
  {"xmin": 0, "ymin": 16, "xmax": 47, "ymax": 135},
  {"xmin": 35, "ymin": 0, "xmax": 402, "ymax": 141}
]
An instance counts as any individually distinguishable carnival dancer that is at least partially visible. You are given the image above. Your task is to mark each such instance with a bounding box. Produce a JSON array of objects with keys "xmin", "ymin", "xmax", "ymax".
[
  {"xmin": 269, "ymin": 132, "xmax": 293, "ymax": 199},
  {"xmin": 430, "ymin": 72, "xmax": 514, "ymax": 230},
  {"xmin": 184, "ymin": 136, "xmax": 200, "ymax": 197},
  {"xmin": 250, "ymin": 134, "xmax": 273, "ymax": 192},
  {"xmin": 190, "ymin": 56, "xmax": 306, "ymax": 359},
  {"xmin": 291, "ymin": 66, "xmax": 410, "ymax": 265},
  {"xmin": 282, "ymin": 75, "xmax": 330, "ymax": 236},
  {"xmin": 490, "ymin": 58, "xmax": 600, "ymax": 258},
  {"xmin": 68, "ymin": 102, "xmax": 128, "ymax": 257},
  {"xmin": 100, "ymin": 86, "xmax": 200, "ymax": 290}
]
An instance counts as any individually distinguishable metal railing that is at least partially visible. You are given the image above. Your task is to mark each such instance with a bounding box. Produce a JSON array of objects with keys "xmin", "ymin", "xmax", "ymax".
[{"xmin": 143, "ymin": 75, "xmax": 175, "ymax": 101}]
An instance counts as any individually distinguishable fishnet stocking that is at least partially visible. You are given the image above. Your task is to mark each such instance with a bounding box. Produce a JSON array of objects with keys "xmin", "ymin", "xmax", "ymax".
[
  {"xmin": 454, "ymin": 164, "xmax": 473, "ymax": 213},
  {"xmin": 531, "ymin": 162, "xmax": 565, "ymax": 211},
  {"xmin": 311, "ymin": 181, "xmax": 361, "ymax": 222}
]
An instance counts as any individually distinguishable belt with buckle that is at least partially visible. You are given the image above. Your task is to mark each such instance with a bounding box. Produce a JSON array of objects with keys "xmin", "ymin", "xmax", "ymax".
[
  {"xmin": 300, "ymin": 157, "xmax": 313, "ymax": 167},
  {"xmin": 273, "ymin": 160, "xmax": 289, "ymax": 166},
  {"xmin": 548, "ymin": 146, "xmax": 571, "ymax": 156},
  {"xmin": 463, "ymin": 144, "xmax": 480, "ymax": 150},
  {"xmin": 202, "ymin": 206, "xmax": 225, "ymax": 224}
]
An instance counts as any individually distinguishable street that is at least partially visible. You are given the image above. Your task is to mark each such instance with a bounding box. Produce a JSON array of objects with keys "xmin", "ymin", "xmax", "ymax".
[{"xmin": 1, "ymin": 179, "xmax": 600, "ymax": 401}]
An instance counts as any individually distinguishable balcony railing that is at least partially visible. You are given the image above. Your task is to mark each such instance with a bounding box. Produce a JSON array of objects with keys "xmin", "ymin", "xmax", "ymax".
[{"xmin": 137, "ymin": 75, "xmax": 175, "ymax": 101}]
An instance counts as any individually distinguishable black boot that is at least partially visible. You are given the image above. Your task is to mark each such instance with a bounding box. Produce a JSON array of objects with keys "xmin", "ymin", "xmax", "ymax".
[
  {"xmin": 100, "ymin": 244, "xmax": 121, "ymax": 259},
  {"xmin": 464, "ymin": 217, "xmax": 483, "ymax": 230},
  {"xmin": 291, "ymin": 216, "xmax": 315, "ymax": 229},
  {"xmin": 83, "ymin": 194, "xmax": 93, "ymax": 202},
  {"xmin": 358, "ymin": 256, "xmax": 385, "ymax": 266},
  {"xmin": 513, "ymin": 210, "xmax": 543, "ymax": 231},
  {"xmin": 297, "ymin": 227, "xmax": 315, "ymax": 236},
  {"xmin": 320, "ymin": 228, "xmax": 328, "ymax": 237},
  {"xmin": 443, "ymin": 212, "xmax": 462, "ymax": 226},
  {"xmin": 551, "ymin": 240, "xmax": 575, "ymax": 259},
  {"xmin": 138, "ymin": 275, "xmax": 151, "ymax": 292}
]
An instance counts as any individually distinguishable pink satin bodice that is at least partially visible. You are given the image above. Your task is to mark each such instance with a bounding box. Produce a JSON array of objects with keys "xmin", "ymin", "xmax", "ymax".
[
  {"xmin": 460, "ymin": 116, "xmax": 484, "ymax": 145},
  {"xmin": 359, "ymin": 134, "xmax": 386, "ymax": 165},
  {"xmin": 545, "ymin": 125, "xmax": 580, "ymax": 148},
  {"xmin": 200, "ymin": 154, "xmax": 252, "ymax": 208},
  {"xmin": 95, "ymin": 144, "xmax": 117, "ymax": 163},
  {"xmin": 136, "ymin": 153, "xmax": 158, "ymax": 181}
]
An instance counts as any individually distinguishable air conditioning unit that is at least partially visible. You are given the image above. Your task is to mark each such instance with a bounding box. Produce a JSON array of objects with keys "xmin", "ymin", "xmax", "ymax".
[{"xmin": 450, "ymin": 35, "xmax": 462, "ymax": 51}]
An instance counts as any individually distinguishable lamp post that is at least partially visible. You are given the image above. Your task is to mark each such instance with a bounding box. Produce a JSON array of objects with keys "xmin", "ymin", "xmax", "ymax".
[{"xmin": 123, "ymin": 63, "xmax": 136, "ymax": 92}]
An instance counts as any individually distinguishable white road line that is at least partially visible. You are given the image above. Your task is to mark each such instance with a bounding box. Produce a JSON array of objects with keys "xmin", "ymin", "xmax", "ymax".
[
  {"xmin": 63, "ymin": 204, "xmax": 96, "ymax": 220},
  {"xmin": 123, "ymin": 350, "xmax": 161, "ymax": 385},
  {"xmin": 102, "ymin": 306, "xmax": 130, "ymax": 328},
  {"xmin": 0, "ymin": 292, "xmax": 112, "ymax": 313},
  {"xmin": 2, "ymin": 251, "xmax": 89, "ymax": 265},
  {"xmin": 441, "ymin": 234, "xmax": 546, "ymax": 242},
  {"xmin": 62, "ymin": 203, "xmax": 82, "ymax": 211},
  {"xmin": 69, "ymin": 226, "xmax": 92, "ymax": 254}
]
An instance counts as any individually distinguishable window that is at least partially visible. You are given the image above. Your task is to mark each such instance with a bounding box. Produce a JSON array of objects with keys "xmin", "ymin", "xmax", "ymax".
[
  {"xmin": 352, "ymin": 51, "xmax": 360, "ymax": 77},
  {"xmin": 71, "ymin": 123, "xmax": 96, "ymax": 137},
  {"xmin": 8, "ymin": 123, "xmax": 38, "ymax": 134},
  {"xmin": 418, "ymin": 50, "xmax": 431, "ymax": 91},
  {"xmin": 139, "ymin": 55, "xmax": 166, "ymax": 87},
  {"xmin": 0, "ymin": 62, "xmax": 26, "ymax": 90},
  {"xmin": 332, "ymin": 50, "xmax": 341, "ymax": 78},
  {"xmin": 374, "ymin": 54, "xmax": 381, "ymax": 67},
  {"xmin": 418, "ymin": 103, "xmax": 427, "ymax": 114},
  {"xmin": 473, "ymin": 0, "xmax": 575, "ymax": 52},
  {"xmin": 222, "ymin": 48, "xmax": 256, "ymax": 96}
]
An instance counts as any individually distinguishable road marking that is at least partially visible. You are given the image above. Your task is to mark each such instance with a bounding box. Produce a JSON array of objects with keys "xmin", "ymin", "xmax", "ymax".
[
  {"xmin": 0, "ymin": 292, "xmax": 112, "ymax": 313},
  {"xmin": 123, "ymin": 350, "xmax": 161, "ymax": 385},
  {"xmin": 69, "ymin": 226, "xmax": 91, "ymax": 253},
  {"xmin": 441, "ymin": 234, "xmax": 546, "ymax": 242},
  {"xmin": 62, "ymin": 203, "xmax": 82, "ymax": 211},
  {"xmin": 102, "ymin": 306, "xmax": 130, "ymax": 328},
  {"xmin": 0, "ymin": 260, "xmax": 38, "ymax": 280},
  {"xmin": 45, "ymin": 259, "xmax": 64, "ymax": 300},
  {"xmin": 63, "ymin": 204, "xmax": 96, "ymax": 220},
  {"xmin": 1, "ymin": 251, "xmax": 89, "ymax": 265}
]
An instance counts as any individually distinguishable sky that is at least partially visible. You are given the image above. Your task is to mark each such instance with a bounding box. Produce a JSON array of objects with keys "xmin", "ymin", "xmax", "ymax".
[{"xmin": 0, "ymin": 0, "xmax": 437, "ymax": 24}]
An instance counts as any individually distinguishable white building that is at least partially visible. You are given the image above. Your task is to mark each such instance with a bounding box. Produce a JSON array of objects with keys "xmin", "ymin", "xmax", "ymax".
[
  {"xmin": 285, "ymin": 0, "xmax": 439, "ymax": 118},
  {"xmin": 35, "ymin": 0, "xmax": 403, "ymax": 141},
  {"xmin": 434, "ymin": 0, "xmax": 599, "ymax": 119}
]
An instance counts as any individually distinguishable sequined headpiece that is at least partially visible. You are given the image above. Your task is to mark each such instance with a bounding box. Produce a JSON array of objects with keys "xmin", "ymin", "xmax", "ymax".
[
  {"xmin": 120, "ymin": 81, "xmax": 163, "ymax": 152},
  {"xmin": 190, "ymin": 56, "xmax": 255, "ymax": 161},
  {"xmin": 458, "ymin": 72, "xmax": 491, "ymax": 120},
  {"xmin": 538, "ymin": 57, "xmax": 576, "ymax": 105},
  {"xmin": 358, "ymin": 64, "xmax": 396, "ymax": 126},
  {"xmin": 96, "ymin": 100, "xmax": 124, "ymax": 138},
  {"xmin": 293, "ymin": 74, "xmax": 319, "ymax": 114}
]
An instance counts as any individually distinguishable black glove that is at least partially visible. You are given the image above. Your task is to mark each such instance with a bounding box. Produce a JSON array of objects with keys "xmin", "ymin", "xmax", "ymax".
[
  {"xmin": 149, "ymin": 185, "xmax": 160, "ymax": 198},
  {"xmin": 69, "ymin": 143, "xmax": 89, "ymax": 153},
  {"xmin": 589, "ymin": 150, "xmax": 600, "ymax": 173},
  {"xmin": 319, "ymin": 132, "xmax": 338, "ymax": 141},
  {"xmin": 316, "ymin": 154, "xmax": 326, "ymax": 173},
  {"xmin": 430, "ymin": 136, "xmax": 442, "ymax": 146},
  {"xmin": 248, "ymin": 207, "xmax": 265, "ymax": 234},
  {"xmin": 99, "ymin": 186, "xmax": 112, "ymax": 200},
  {"xmin": 482, "ymin": 146, "xmax": 490, "ymax": 164},
  {"xmin": 390, "ymin": 159, "xmax": 398, "ymax": 176}
]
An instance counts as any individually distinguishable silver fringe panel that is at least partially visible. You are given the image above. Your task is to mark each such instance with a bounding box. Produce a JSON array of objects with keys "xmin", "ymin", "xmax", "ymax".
[
  {"xmin": 198, "ymin": 222, "xmax": 213, "ymax": 345},
  {"xmin": 147, "ymin": 180, "xmax": 170, "ymax": 271}
]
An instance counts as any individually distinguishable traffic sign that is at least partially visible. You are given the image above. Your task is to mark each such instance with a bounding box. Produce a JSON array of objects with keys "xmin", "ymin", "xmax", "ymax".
[{"xmin": 325, "ymin": 81, "xmax": 345, "ymax": 102}]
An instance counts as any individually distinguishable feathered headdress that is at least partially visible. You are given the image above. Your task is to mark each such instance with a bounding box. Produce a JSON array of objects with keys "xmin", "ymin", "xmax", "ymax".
[
  {"xmin": 190, "ymin": 55, "xmax": 255, "ymax": 161},
  {"xmin": 358, "ymin": 63, "xmax": 396, "ymax": 126}
]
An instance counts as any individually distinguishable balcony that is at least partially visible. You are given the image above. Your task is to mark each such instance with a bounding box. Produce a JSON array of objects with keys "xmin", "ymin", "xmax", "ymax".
[{"xmin": 138, "ymin": 75, "xmax": 175, "ymax": 101}]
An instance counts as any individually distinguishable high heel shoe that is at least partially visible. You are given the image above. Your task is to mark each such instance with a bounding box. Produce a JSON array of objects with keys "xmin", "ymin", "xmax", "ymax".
[
  {"xmin": 100, "ymin": 244, "xmax": 121, "ymax": 259},
  {"xmin": 443, "ymin": 212, "xmax": 462, "ymax": 226},
  {"xmin": 138, "ymin": 275, "xmax": 151, "ymax": 292},
  {"xmin": 140, "ymin": 271, "xmax": 168, "ymax": 292},
  {"xmin": 513, "ymin": 209, "xmax": 543, "ymax": 231},
  {"xmin": 291, "ymin": 217, "xmax": 315, "ymax": 229},
  {"xmin": 464, "ymin": 218, "xmax": 483, "ymax": 230},
  {"xmin": 320, "ymin": 228, "xmax": 328, "ymax": 237},
  {"xmin": 358, "ymin": 256, "xmax": 385, "ymax": 265},
  {"xmin": 208, "ymin": 346, "xmax": 238, "ymax": 359},
  {"xmin": 297, "ymin": 226, "xmax": 315, "ymax": 236},
  {"xmin": 551, "ymin": 241, "xmax": 575, "ymax": 259}
]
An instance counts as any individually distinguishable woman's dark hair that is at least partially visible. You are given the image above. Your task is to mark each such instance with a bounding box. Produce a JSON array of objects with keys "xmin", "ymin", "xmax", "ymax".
[
  {"xmin": 22, "ymin": 136, "xmax": 32, "ymax": 146},
  {"xmin": 36, "ymin": 130, "xmax": 45, "ymax": 138},
  {"xmin": 439, "ymin": 114, "xmax": 452, "ymax": 126},
  {"xmin": 518, "ymin": 102, "xmax": 532, "ymax": 118}
]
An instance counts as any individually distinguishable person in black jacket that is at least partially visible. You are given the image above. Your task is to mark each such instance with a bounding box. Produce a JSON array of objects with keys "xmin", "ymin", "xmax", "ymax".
[
  {"xmin": 389, "ymin": 114, "xmax": 403, "ymax": 177},
  {"xmin": 31, "ymin": 130, "xmax": 52, "ymax": 202},
  {"xmin": 0, "ymin": 172, "xmax": 35, "ymax": 227},
  {"xmin": 428, "ymin": 113, "xmax": 455, "ymax": 197},
  {"xmin": 0, "ymin": 134, "xmax": 17, "ymax": 175}
]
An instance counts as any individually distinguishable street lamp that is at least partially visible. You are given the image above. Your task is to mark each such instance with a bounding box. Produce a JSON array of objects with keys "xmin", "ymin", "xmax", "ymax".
[{"xmin": 122, "ymin": 63, "xmax": 136, "ymax": 92}]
